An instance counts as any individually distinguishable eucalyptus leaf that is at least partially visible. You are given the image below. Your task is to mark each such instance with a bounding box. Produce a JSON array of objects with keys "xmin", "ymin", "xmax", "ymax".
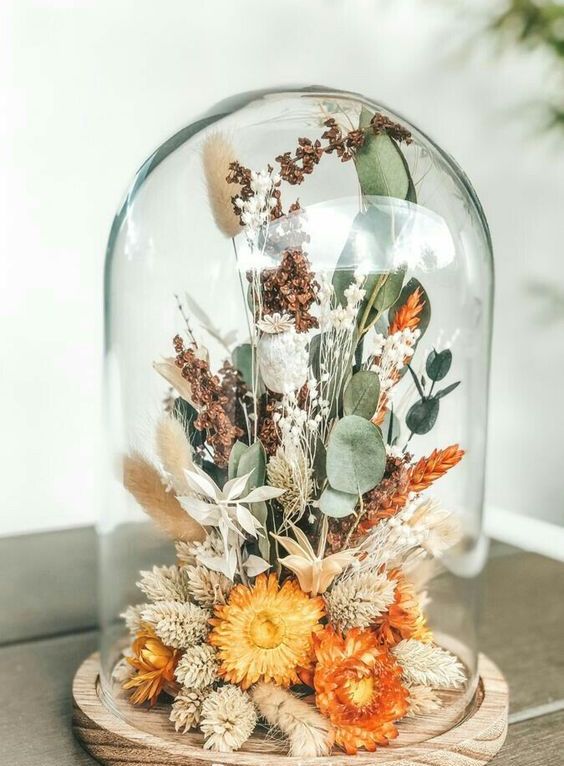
[
  {"xmin": 228, "ymin": 440, "xmax": 247, "ymax": 480},
  {"xmin": 370, "ymin": 268, "xmax": 406, "ymax": 315},
  {"xmin": 326, "ymin": 415, "xmax": 386, "ymax": 495},
  {"xmin": 383, "ymin": 408, "xmax": 401, "ymax": 445},
  {"xmin": 343, "ymin": 370, "xmax": 380, "ymax": 420},
  {"xmin": 313, "ymin": 438, "xmax": 327, "ymax": 483},
  {"xmin": 319, "ymin": 485, "xmax": 359, "ymax": 518},
  {"xmin": 434, "ymin": 381, "xmax": 461, "ymax": 400},
  {"xmin": 406, "ymin": 398, "xmax": 440, "ymax": 435},
  {"xmin": 237, "ymin": 440, "xmax": 266, "ymax": 489},
  {"xmin": 354, "ymin": 107, "xmax": 409, "ymax": 199},
  {"xmin": 426, "ymin": 349, "xmax": 452, "ymax": 382},
  {"xmin": 232, "ymin": 343, "xmax": 253, "ymax": 389}
]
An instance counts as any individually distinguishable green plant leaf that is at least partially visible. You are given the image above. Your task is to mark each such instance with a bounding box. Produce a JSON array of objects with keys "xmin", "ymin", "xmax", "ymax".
[
  {"xmin": 371, "ymin": 268, "xmax": 406, "ymax": 314},
  {"xmin": 343, "ymin": 371, "xmax": 381, "ymax": 420},
  {"xmin": 326, "ymin": 415, "xmax": 386, "ymax": 495},
  {"xmin": 237, "ymin": 440, "xmax": 266, "ymax": 489},
  {"xmin": 313, "ymin": 438, "xmax": 327, "ymax": 483},
  {"xmin": 434, "ymin": 381, "xmax": 461, "ymax": 400},
  {"xmin": 388, "ymin": 277, "xmax": 431, "ymax": 339},
  {"xmin": 383, "ymin": 408, "xmax": 401, "ymax": 445},
  {"xmin": 354, "ymin": 107, "xmax": 410, "ymax": 199},
  {"xmin": 426, "ymin": 349, "xmax": 452, "ymax": 382},
  {"xmin": 406, "ymin": 398, "xmax": 440, "ymax": 435},
  {"xmin": 251, "ymin": 501, "xmax": 270, "ymax": 560},
  {"xmin": 232, "ymin": 343, "xmax": 253, "ymax": 389},
  {"xmin": 228, "ymin": 440, "xmax": 247, "ymax": 480},
  {"xmin": 319, "ymin": 485, "xmax": 358, "ymax": 518}
]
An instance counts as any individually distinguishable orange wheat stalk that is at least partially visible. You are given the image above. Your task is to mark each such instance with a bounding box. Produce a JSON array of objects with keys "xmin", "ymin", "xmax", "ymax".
[
  {"xmin": 408, "ymin": 445, "xmax": 465, "ymax": 493},
  {"xmin": 389, "ymin": 286, "xmax": 425, "ymax": 335}
]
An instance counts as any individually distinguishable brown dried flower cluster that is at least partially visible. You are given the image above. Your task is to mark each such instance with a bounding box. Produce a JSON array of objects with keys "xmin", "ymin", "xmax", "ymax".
[
  {"xmin": 258, "ymin": 394, "xmax": 281, "ymax": 457},
  {"xmin": 321, "ymin": 118, "xmax": 365, "ymax": 161},
  {"xmin": 257, "ymin": 248, "xmax": 319, "ymax": 333},
  {"xmin": 218, "ymin": 360, "xmax": 250, "ymax": 439},
  {"xmin": 370, "ymin": 113, "xmax": 413, "ymax": 144},
  {"xmin": 327, "ymin": 453, "xmax": 412, "ymax": 552},
  {"xmin": 173, "ymin": 335, "xmax": 243, "ymax": 466},
  {"xmin": 226, "ymin": 161, "xmax": 283, "ymax": 223}
]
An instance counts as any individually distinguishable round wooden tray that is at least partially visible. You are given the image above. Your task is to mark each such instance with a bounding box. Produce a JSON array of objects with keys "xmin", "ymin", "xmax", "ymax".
[{"xmin": 73, "ymin": 651, "xmax": 508, "ymax": 765}]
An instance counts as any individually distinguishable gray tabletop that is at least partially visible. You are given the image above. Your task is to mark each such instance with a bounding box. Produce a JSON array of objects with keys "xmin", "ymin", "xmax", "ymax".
[{"xmin": 1, "ymin": 528, "xmax": 563, "ymax": 765}]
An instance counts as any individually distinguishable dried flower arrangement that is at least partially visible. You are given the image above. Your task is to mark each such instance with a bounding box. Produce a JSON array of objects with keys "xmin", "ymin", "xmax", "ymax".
[{"xmin": 119, "ymin": 104, "xmax": 467, "ymax": 758}]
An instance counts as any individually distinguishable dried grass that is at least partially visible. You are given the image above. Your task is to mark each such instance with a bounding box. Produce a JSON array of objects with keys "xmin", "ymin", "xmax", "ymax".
[{"xmin": 202, "ymin": 133, "xmax": 241, "ymax": 238}]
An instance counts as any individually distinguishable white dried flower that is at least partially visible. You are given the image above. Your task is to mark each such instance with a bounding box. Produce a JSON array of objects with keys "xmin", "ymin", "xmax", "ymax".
[
  {"xmin": 137, "ymin": 565, "xmax": 191, "ymax": 603},
  {"xmin": 112, "ymin": 657, "xmax": 135, "ymax": 684},
  {"xmin": 184, "ymin": 564, "xmax": 232, "ymax": 607},
  {"xmin": 174, "ymin": 644, "xmax": 218, "ymax": 689},
  {"xmin": 257, "ymin": 312, "xmax": 295, "ymax": 334},
  {"xmin": 200, "ymin": 685, "xmax": 257, "ymax": 752},
  {"xmin": 392, "ymin": 639, "xmax": 466, "ymax": 689},
  {"xmin": 141, "ymin": 601, "xmax": 211, "ymax": 649},
  {"xmin": 406, "ymin": 685, "xmax": 443, "ymax": 717},
  {"xmin": 170, "ymin": 687, "xmax": 208, "ymax": 732},
  {"xmin": 120, "ymin": 604, "xmax": 146, "ymax": 636},
  {"xmin": 325, "ymin": 570, "xmax": 396, "ymax": 631},
  {"xmin": 267, "ymin": 447, "xmax": 314, "ymax": 522},
  {"xmin": 406, "ymin": 500, "xmax": 463, "ymax": 556},
  {"xmin": 257, "ymin": 329, "xmax": 309, "ymax": 394},
  {"xmin": 371, "ymin": 327, "xmax": 420, "ymax": 395}
]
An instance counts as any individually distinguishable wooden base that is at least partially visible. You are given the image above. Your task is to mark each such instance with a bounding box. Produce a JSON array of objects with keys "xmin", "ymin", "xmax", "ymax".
[{"xmin": 73, "ymin": 652, "xmax": 508, "ymax": 765}]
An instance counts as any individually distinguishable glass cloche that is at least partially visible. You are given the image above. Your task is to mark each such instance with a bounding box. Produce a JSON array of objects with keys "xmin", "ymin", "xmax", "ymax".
[{"xmin": 98, "ymin": 87, "xmax": 493, "ymax": 759}]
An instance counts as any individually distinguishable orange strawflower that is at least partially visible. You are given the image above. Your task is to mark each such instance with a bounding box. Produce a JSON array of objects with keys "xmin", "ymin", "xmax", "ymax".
[
  {"xmin": 388, "ymin": 286, "xmax": 425, "ymax": 335},
  {"xmin": 373, "ymin": 571, "xmax": 432, "ymax": 646},
  {"xmin": 313, "ymin": 627, "xmax": 409, "ymax": 754},
  {"xmin": 409, "ymin": 444, "xmax": 465, "ymax": 493},
  {"xmin": 123, "ymin": 629, "xmax": 179, "ymax": 706},
  {"xmin": 209, "ymin": 574, "xmax": 325, "ymax": 689}
]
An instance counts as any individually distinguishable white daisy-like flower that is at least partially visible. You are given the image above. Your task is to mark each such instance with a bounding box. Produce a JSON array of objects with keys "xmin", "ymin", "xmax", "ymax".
[{"xmin": 257, "ymin": 312, "xmax": 295, "ymax": 334}]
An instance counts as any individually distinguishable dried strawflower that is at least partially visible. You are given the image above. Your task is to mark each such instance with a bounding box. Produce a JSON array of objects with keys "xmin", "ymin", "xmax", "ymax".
[
  {"xmin": 406, "ymin": 685, "xmax": 442, "ymax": 717},
  {"xmin": 123, "ymin": 630, "xmax": 179, "ymax": 706},
  {"xmin": 313, "ymin": 627, "xmax": 409, "ymax": 754},
  {"xmin": 209, "ymin": 574, "xmax": 325, "ymax": 689},
  {"xmin": 251, "ymin": 682, "xmax": 333, "ymax": 757},
  {"xmin": 200, "ymin": 684, "xmax": 257, "ymax": 752},
  {"xmin": 324, "ymin": 570, "xmax": 396, "ymax": 631},
  {"xmin": 272, "ymin": 525, "xmax": 358, "ymax": 596},
  {"xmin": 174, "ymin": 644, "xmax": 218, "ymax": 690},
  {"xmin": 258, "ymin": 248, "xmax": 319, "ymax": 333},
  {"xmin": 170, "ymin": 687, "xmax": 208, "ymax": 732},
  {"xmin": 183, "ymin": 563, "xmax": 232, "ymax": 607},
  {"xmin": 137, "ymin": 565, "xmax": 191, "ymax": 603},
  {"xmin": 373, "ymin": 571, "xmax": 432, "ymax": 646},
  {"xmin": 141, "ymin": 601, "xmax": 211, "ymax": 649},
  {"xmin": 392, "ymin": 639, "xmax": 465, "ymax": 689}
]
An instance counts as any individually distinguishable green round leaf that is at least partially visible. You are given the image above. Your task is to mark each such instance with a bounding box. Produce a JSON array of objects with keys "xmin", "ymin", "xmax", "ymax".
[
  {"xmin": 343, "ymin": 371, "xmax": 380, "ymax": 420},
  {"xmin": 326, "ymin": 415, "xmax": 386, "ymax": 495},
  {"xmin": 237, "ymin": 440, "xmax": 266, "ymax": 489},
  {"xmin": 319, "ymin": 485, "xmax": 358, "ymax": 518},
  {"xmin": 354, "ymin": 107, "xmax": 410, "ymax": 199},
  {"xmin": 228, "ymin": 441, "xmax": 247, "ymax": 480},
  {"xmin": 406, "ymin": 398, "xmax": 440, "ymax": 435},
  {"xmin": 426, "ymin": 349, "xmax": 452, "ymax": 382}
]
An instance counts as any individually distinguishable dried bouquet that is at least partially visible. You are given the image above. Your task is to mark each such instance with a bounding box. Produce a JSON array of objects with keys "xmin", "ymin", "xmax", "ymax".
[{"xmin": 118, "ymin": 105, "xmax": 467, "ymax": 757}]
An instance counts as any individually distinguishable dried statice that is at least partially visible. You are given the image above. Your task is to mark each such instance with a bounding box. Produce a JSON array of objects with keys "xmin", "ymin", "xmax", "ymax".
[
  {"xmin": 174, "ymin": 644, "xmax": 218, "ymax": 690},
  {"xmin": 200, "ymin": 685, "xmax": 257, "ymax": 753},
  {"xmin": 170, "ymin": 687, "xmax": 208, "ymax": 732},
  {"xmin": 392, "ymin": 639, "xmax": 466, "ymax": 689},
  {"xmin": 324, "ymin": 570, "xmax": 396, "ymax": 632},
  {"xmin": 136, "ymin": 565, "xmax": 191, "ymax": 603},
  {"xmin": 184, "ymin": 564, "xmax": 232, "ymax": 607},
  {"xmin": 141, "ymin": 601, "xmax": 211, "ymax": 649}
]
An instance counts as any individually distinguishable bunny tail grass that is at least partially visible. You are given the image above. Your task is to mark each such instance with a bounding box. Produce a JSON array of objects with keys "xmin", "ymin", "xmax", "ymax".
[
  {"xmin": 155, "ymin": 416, "xmax": 193, "ymax": 494},
  {"xmin": 202, "ymin": 133, "xmax": 242, "ymax": 238},
  {"xmin": 123, "ymin": 453, "xmax": 205, "ymax": 542},
  {"xmin": 251, "ymin": 682, "xmax": 333, "ymax": 757}
]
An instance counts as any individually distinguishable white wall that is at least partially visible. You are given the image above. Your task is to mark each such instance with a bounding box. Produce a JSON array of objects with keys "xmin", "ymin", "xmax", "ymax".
[{"xmin": 2, "ymin": 0, "xmax": 563, "ymax": 536}]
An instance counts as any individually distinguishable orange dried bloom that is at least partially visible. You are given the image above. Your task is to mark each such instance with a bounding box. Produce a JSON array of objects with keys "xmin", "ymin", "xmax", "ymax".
[
  {"xmin": 388, "ymin": 286, "xmax": 425, "ymax": 335},
  {"xmin": 409, "ymin": 445, "xmax": 465, "ymax": 493},
  {"xmin": 123, "ymin": 629, "xmax": 179, "ymax": 706},
  {"xmin": 209, "ymin": 574, "xmax": 325, "ymax": 689},
  {"xmin": 313, "ymin": 627, "xmax": 409, "ymax": 754},
  {"xmin": 373, "ymin": 571, "xmax": 432, "ymax": 647}
]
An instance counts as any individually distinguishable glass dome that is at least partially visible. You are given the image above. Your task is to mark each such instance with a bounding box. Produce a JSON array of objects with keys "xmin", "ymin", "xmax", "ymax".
[{"xmin": 99, "ymin": 87, "xmax": 493, "ymax": 758}]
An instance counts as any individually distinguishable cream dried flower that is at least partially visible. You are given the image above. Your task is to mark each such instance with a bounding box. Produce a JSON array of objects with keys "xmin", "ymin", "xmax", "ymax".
[
  {"xmin": 325, "ymin": 570, "xmax": 396, "ymax": 631},
  {"xmin": 200, "ymin": 685, "xmax": 257, "ymax": 752},
  {"xmin": 406, "ymin": 685, "xmax": 442, "ymax": 717},
  {"xmin": 392, "ymin": 639, "xmax": 466, "ymax": 689},
  {"xmin": 184, "ymin": 564, "xmax": 232, "ymax": 607},
  {"xmin": 112, "ymin": 657, "xmax": 135, "ymax": 684},
  {"xmin": 267, "ymin": 448, "xmax": 315, "ymax": 522},
  {"xmin": 170, "ymin": 687, "xmax": 208, "ymax": 732},
  {"xmin": 174, "ymin": 644, "xmax": 218, "ymax": 690},
  {"xmin": 137, "ymin": 565, "xmax": 191, "ymax": 603},
  {"xmin": 141, "ymin": 601, "xmax": 211, "ymax": 649},
  {"xmin": 257, "ymin": 312, "xmax": 295, "ymax": 334},
  {"xmin": 120, "ymin": 604, "xmax": 146, "ymax": 636},
  {"xmin": 272, "ymin": 525, "xmax": 358, "ymax": 596},
  {"xmin": 257, "ymin": 329, "xmax": 309, "ymax": 394}
]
